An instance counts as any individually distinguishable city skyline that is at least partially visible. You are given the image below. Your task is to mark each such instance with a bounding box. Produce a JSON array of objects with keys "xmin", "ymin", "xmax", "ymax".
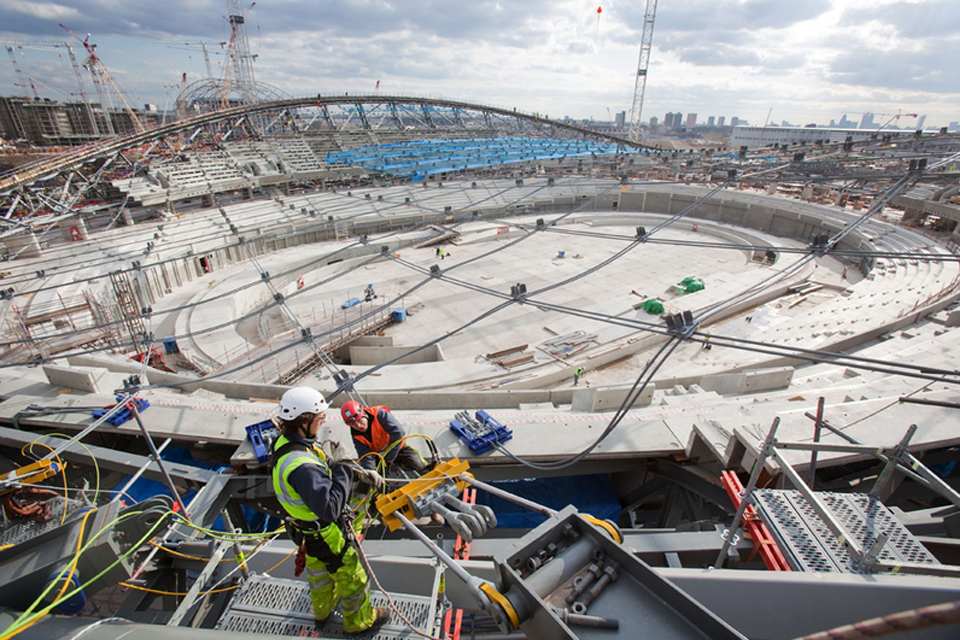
[{"xmin": 0, "ymin": 0, "xmax": 957, "ymax": 129}]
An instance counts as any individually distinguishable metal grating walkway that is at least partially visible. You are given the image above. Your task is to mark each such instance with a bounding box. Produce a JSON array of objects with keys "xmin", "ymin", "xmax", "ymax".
[
  {"xmin": 215, "ymin": 574, "xmax": 434, "ymax": 638},
  {"xmin": 753, "ymin": 490, "xmax": 940, "ymax": 573},
  {"xmin": 0, "ymin": 497, "xmax": 83, "ymax": 549}
]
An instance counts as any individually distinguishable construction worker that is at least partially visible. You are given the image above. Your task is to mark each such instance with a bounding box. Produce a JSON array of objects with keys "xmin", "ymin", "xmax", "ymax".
[
  {"xmin": 271, "ymin": 387, "xmax": 390, "ymax": 634},
  {"xmin": 341, "ymin": 401, "xmax": 426, "ymax": 475},
  {"xmin": 573, "ymin": 366, "xmax": 584, "ymax": 386}
]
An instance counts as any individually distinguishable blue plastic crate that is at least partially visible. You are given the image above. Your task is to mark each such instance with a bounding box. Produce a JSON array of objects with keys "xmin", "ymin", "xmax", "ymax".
[
  {"xmin": 449, "ymin": 410, "xmax": 512, "ymax": 455},
  {"xmin": 245, "ymin": 420, "xmax": 278, "ymax": 464},
  {"xmin": 91, "ymin": 397, "xmax": 150, "ymax": 427}
]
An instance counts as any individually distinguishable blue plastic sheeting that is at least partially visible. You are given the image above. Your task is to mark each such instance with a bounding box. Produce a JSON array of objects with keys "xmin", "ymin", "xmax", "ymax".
[
  {"xmin": 472, "ymin": 474, "xmax": 621, "ymax": 530},
  {"xmin": 326, "ymin": 137, "xmax": 638, "ymax": 178},
  {"xmin": 113, "ymin": 446, "xmax": 280, "ymax": 533}
]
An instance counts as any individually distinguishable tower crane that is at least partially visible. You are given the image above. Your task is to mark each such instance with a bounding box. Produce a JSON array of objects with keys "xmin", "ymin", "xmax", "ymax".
[
  {"xmin": 4, "ymin": 45, "xmax": 36, "ymax": 100},
  {"xmin": 142, "ymin": 40, "xmax": 227, "ymax": 80},
  {"xmin": 875, "ymin": 110, "xmax": 918, "ymax": 133},
  {"xmin": 59, "ymin": 24, "xmax": 145, "ymax": 135},
  {"xmin": 221, "ymin": 0, "xmax": 259, "ymax": 106},
  {"xmin": 171, "ymin": 41, "xmax": 226, "ymax": 80},
  {"xmin": 0, "ymin": 40, "xmax": 102, "ymax": 135},
  {"xmin": 627, "ymin": 0, "xmax": 658, "ymax": 143}
]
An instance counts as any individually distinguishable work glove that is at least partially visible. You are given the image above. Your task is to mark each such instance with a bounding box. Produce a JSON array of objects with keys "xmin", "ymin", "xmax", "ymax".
[
  {"xmin": 340, "ymin": 461, "xmax": 384, "ymax": 492},
  {"xmin": 356, "ymin": 468, "xmax": 384, "ymax": 492},
  {"xmin": 322, "ymin": 440, "xmax": 350, "ymax": 463}
]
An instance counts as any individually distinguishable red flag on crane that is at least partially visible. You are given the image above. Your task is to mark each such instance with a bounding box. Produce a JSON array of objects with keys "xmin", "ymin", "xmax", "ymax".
[{"xmin": 376, "ymin": 80, "xmax": 380, "ymax": 89}]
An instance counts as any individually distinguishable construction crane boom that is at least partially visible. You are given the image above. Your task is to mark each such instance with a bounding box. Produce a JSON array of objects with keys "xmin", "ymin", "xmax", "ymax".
[
  {"xmin": 147, "ymin": 40, "xmax": 227, "ymax": 80},
  {"xmin": 627, "ymin": 0, "xmax": 658, "ymax": 143},
  {"xmin": 221, "ymin": 0, "xmax": 259, "ymax": 106},
  {"xmin": 4, "ymin": 46, "xmax": 34, "ymax": 100},
  {"xmin": 60, "ymin": 24, "xmax": 146, "ymax": 135},
  {"xmin": 0, "ymin": 41, "xmax": 89, "ymax": 103}
]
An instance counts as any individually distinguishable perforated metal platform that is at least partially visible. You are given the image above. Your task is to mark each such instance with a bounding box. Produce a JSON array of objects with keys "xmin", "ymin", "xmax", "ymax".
[
  {"xmin": 753, "ymin": 490, "xmax": 940, "ymax": 573},
  {"xmin": 0, "ymin": 496, "xmax": 83, "ymax": 548},
  {"xmin": 215, "ymin": 574, "xmax": 434, "ymax": 638}
]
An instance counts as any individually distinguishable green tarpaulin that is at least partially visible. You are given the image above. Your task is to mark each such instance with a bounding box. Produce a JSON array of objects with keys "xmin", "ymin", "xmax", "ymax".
[
  {"xmin": 641, "ymin": 299, "xmax": 664, "ymax": 314},
  {"xmin": 676, "ymin": 277, "xmax": 705, "ymax": 294}
]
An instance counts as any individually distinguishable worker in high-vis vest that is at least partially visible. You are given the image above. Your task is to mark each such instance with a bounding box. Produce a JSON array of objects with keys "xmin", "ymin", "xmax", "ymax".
[
  {"xmin": 271, "ymin": 387, "xmax": 390, "ymax": 634},
  {"xmin": 340, "ymin": 401, "xmax": 425, "ymax": 475}
]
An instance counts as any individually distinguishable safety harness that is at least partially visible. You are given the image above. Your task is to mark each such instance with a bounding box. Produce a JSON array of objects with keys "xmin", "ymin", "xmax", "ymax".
[{"xmin": 270, "ymin": 438, "xmax": 352, "ymax": 572}]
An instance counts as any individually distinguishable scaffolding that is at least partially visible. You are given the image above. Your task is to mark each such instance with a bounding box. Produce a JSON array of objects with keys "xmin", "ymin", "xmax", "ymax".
[
  {"xmin": 109, "ymin": 270, "xmax": 146, "ymax": 351},
  {"xmin": 717, "ymin": 405, "xmax": 960, "ymax": 577}
]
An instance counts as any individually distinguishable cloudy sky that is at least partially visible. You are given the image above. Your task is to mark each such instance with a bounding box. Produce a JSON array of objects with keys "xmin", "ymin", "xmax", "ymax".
[{"xmin": 0, "ymin": 0, "xmax": 957, "ymax": 129}]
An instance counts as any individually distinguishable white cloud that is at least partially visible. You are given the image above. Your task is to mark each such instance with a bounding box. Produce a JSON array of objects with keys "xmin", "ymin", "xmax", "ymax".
[
  {"xmin": 0, "ymin": 0, "xmax": 956, "ymax": 128},
  {"xmin": 0, "ymin": 0, "xmax": 79, "ymax": 20}
]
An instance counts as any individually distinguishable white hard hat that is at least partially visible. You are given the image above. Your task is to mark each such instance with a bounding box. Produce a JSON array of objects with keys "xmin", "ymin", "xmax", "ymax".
[{"xmin": 278, "ymin": 387, "xmax": 328, "ymax": 420}]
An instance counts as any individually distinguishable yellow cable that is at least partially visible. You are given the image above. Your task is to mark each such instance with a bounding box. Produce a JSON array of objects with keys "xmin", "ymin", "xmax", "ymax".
[
  {"xmin": 50, "ymin": 508, "xmax": 96, "ymax": 604},
  {"xmin": 46, "ymin": 433, "xmax": 101, "ymax": 497},
  {"xmin": 147, "ymin": 540, "xmax": 233, "ymax": 563},
  {"xmin": 0, "ymin": 507, "xmax": 169, "ymax": 640},
  {"xmin": 119, "ymin": 583, "xmax": 239, "ymax": 597},
  {"xmin": 264, "ymin": 546, "xmax": 298, "ymax": 574},
  {"xmin": 21, "ymin": 441, "xmax": 68, "ymax": 525},
  {"xmin": 168, "ymin": 513, "xmax": 281, "ymax": 541}
]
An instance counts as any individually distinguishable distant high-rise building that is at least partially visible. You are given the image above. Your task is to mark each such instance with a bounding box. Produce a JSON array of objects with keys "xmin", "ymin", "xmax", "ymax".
[
  {"xmin": 664, "ymin": 112, "xmax": 678, "ymax": 129},
  {"xmin": 615, "ymin": 110, "xmax": 626, "ymax": 128},
  {"xmin": 717, "ymin": 116, "xmax": 725, "ymax": 127},
  {"xmin": 649, "ymin": 116, "xmax": 658, "ymax": 128},
  {"xmin": 730, "ymin": 117, "xmax": 739, "ymax": 127},
  {"xmin": 917, "ymin": 115, "xmax": 927, "ymax": 130},
  {"xmin": 707, "ymin": 116, "xmax": 715, "ymax": 127},
  {"xmin": 859, "ymin": 113, "xmax": 876, "ymax": 129},
  {"xmin": 686, "ymin": 113, "xmax": 697, "ymax": 128},
  {"xmin": 838, "ymin": 114, "xmax": 856, "ymax": 128}
]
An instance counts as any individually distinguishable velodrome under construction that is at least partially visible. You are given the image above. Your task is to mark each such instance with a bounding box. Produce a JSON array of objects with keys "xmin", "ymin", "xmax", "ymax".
[{"xmin": 2, "ymin": 5, "xmax": 960, "ymax": 640}]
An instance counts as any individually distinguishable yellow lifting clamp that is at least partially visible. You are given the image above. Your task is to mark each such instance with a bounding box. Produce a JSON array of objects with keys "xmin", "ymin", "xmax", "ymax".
[
  {"xmin": 0, "ymin": 459, "xmax": 63, "ymax": 496},
  {"xmin": 375, "ymin": 457, "xmax": 471, "ymax": 531}
]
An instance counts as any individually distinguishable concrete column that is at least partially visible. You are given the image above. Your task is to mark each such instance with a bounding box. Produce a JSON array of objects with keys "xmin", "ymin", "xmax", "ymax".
[{"xmin": 2, "ymin": 230, "xmax": 43, "ymax": 259}]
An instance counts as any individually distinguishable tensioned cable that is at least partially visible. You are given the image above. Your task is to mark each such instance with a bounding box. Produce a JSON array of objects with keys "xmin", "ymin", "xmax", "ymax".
[
  {"xmin": 4, "ymin": 182, "xmax": 955, "ymax": 396},
  {"xmin": 0, "ymin": 169, "xmax": 532, "ymax": 292},
  {"xmin": 0, "ymin": 177, "xmax": 556, "ymax": 350},
  {"xmin": 493, "ymin": 338, "xmax": 684, "ymax": 470},
  {"xmin": 526, "ymin": 224, "xmax": 960, "ymax": 263},
  {"xmin": 4, "ymin": 166, "xmax": 954, "ymax": 408}
]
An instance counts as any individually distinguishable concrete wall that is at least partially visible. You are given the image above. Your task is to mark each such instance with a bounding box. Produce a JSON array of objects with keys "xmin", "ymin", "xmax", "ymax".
[
  {"xmin": 334, "ymin": 335, "xmax": 394, "ymax": 361},
  {"xmin": 572, "ymin": 382, "xmax": 657, "ymax": 412},
  {"xmin": 2, "ymin": 230, "xmax": 42, "ymax": 259},
  {"xmin": 66, "ymin": 353, "xmax": 286, "ymax": 401},
  {"xmin": 43, "ymin": 365, "xmax": 106, "ymax": 393},
  {"xmin": 349, "ymin": 344, "xmax": 443, "ymax": 366}
]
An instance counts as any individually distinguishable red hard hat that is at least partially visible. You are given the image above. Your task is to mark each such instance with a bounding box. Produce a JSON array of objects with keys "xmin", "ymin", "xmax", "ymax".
[{"xmin": 341, "ymin": 400, "xmax": 364, "ymax": 425}]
